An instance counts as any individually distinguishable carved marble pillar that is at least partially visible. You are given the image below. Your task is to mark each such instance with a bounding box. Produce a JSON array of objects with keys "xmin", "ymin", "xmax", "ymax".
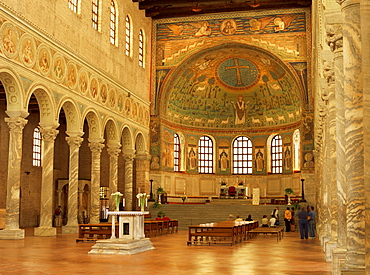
[
  {"xmin": 340, "ymin": 0, "xmax": 365, "ymax": 270},
  {"xmin": 135, "ymin": 153, "xmax": 151, "ymax": 196},
  {"xmin": 329, "ymin": 21, "xmax": 348, "ymax": 272},
  {"xmin": 88, "ymin": 140, "xmax": 104, "ymax": 224},
  {"xmin": 63, "ymin": 134, "xmax": 83, "ymax": 234},
  {"xmin": 123, "ymin": 152, "xmax": 134, "ymax": 211},
  {"xmin": 107, "ymin": 144, "xmax": 121, "ymax": 211},
  {"xmin": 360, "ymin": 0, "xmax": 370, "ymax": 272},
  {"xmin": 0, "ymin": 117, "xmax": 27, "ymax": 240},
  {"xmin": 34, "ymin": 126, "xmax": 59, "ymax": 237}
]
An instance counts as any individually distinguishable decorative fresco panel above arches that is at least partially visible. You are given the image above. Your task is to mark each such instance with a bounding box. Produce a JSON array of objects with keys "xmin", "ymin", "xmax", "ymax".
[{"xmin": 159, "ymin": 43, "xmax": 303, "ymax": 131}]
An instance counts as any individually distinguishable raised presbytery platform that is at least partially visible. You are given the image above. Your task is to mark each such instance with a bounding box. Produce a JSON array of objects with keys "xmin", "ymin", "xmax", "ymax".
[{"xmin": 88, "ymin": 211, "xmax": 154, "ymax": 255}]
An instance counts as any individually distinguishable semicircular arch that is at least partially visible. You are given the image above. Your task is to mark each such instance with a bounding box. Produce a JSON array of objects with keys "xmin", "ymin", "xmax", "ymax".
[
  {"xmin": 103, "ymin": 117, "xmax": 119, "ymax": 145},
  {"xmin": 27, "ymin": 83, "xmax": 57, "ymax": 125},
  {"xmin": 58, "ymin": 98, "xmax": 82, "ymax": 134},
  {"xmin": 0, "ymin": 67, "xmax": 26, "ymax": 115},
  {"xmin": 159, "ymin": 42, "xmax": 304, "ymax": 130},
  {"xmin": 82, "ymin": 108, "xmax": 103, "ymax": 140}
]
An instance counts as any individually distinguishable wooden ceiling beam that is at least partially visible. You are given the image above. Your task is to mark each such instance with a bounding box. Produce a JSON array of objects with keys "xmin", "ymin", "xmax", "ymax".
[{"xmin": 145, "ymin": 1, "xmax": 311, "ymax": 19}]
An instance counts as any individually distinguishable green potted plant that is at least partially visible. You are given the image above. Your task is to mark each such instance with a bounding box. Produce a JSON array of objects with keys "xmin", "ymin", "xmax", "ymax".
[
  {"xmin": 156, "ymin": 187, "xmax": 165, "ymax": 204},
  {"xmin": 284, "ymin": 188, "xmax": 294, "ymax": 205}
]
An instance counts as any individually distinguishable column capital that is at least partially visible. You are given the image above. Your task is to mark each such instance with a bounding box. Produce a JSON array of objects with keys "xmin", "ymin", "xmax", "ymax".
[
  {"xmin": 123, "ymin": 154, "xmax": 135, "ymax": 162},
  {"xmin": 40, "ymin": 128, "xmax": 59, "ymax": 142},
  {"xmin": 325, "ymin": 24, "xmax": 343, "ymax": 53},
  {"xmin": 4, "ymin": 116, "xmax": 27, "ymax": 131},
  {"xmin": 107, "ymin": 146, "xmax": 121, "ymax": 157},
  {"xmin": 66, "ymin": 135, "xmax": 83, "ymax": 149},
  {"xmin": 88, "ymin": 141, "xmax": 105, "ymax": 154},
  {"xmin": 135, "ymin": 152, "xmax": 151, "ymax": 161}
]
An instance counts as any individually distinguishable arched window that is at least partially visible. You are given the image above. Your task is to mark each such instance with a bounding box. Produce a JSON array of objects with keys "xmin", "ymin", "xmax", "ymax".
[
  {"xmin": 33, "ymin": 128, "xmax": 41, "ymax": 167},
  {"xmin": 293, "ymin": 129, "xmax": 301, "ymax": 171},
  {"xmin": 68, "ymin": 0, "xmax": 78, "ymax": 13},
  {"xmin": 233, "ymin": 136, "xmax": 253, "ymax": 174},
  {"xmin": 125, "ymin": 16, "xmax": 131, "ymax": 56},
  {"xmin": 198, "ymin": 136, "xmax": 213, "ymax": 174},
  {"xmin": 109, "ymin": 0, "xmax": 117, "ymax": 45},
  {"xmin": 174, "ymin": 134, "xmax": 180, "ymax": 172},
  {"xmin": 271, "ymin": 135, "xmax": 283, "ymax": 174},
  {"xmin": 92, "ymin": 0, "xmax": 99, "ymax": 30},
  {"xmin": 139, "ymin": 29, "xmax": 144, "ymax": 67}
]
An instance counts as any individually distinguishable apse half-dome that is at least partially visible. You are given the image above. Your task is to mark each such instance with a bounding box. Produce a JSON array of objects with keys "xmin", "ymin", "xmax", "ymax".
[{"xmin": 160, "ymin": 43, "xmax": 303, "ymax": 130}]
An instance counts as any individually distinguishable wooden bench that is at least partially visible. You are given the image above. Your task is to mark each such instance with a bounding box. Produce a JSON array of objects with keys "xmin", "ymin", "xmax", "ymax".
[
  {"xmin": 144, "ymin": 219, "xmax": 179, "ymax": 238},
  {"xmin": 76, "ymin": 223, "xmax": 118, "ymax": 242},
  {"xmin": 187, "ymin": 221, "xmax": 258, "ymax": 246},
  {"xmin": 247, "ymin": 227, "xmax": 284, "ymax": 242}
]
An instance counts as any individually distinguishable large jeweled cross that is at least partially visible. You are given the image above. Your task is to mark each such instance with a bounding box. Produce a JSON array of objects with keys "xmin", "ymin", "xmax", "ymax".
[{"xmin": 225, "ymin": 58, "xmax": 250, "ymax": 86}]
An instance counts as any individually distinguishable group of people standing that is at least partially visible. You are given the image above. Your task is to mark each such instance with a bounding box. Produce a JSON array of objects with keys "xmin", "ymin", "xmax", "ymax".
[
  {"xmin": 297, "ymin": 205, "xmax": 316, "ymax": 239},
  {"xmin": 260, "ymin": 205, "xmax": 316, "ymax": 240}
]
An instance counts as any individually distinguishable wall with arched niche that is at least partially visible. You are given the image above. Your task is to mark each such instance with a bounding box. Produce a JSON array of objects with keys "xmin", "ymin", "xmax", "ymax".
[{"xmin": 150, "ymin": 8, "xmax": 314, "ymax": 197}]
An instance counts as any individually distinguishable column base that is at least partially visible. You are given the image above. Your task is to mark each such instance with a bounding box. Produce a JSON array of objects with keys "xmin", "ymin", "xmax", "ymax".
[
  {"xmin": 340, "ymin": 267, "xmax": 366, "ymax": 275},
  {"xmin": 332, "ymin": 248, "xmax": 346, "ymax": 275},
  {"xmin": 34, "ymin": 226, "xmax": 57, "ymax": 237},
  {"xmin": 321, "ymin": 234, "xmax": 330, "ymax": 250},
  {"xmin": 325, "ymin": 240, "xmax": 337, "ymax": 262},
  {"xmin": 62, "ymin": 225, "xmax": 78, "ymax": 234},
  {"xmin": 88, "ymin": 238, "xmax": 155, "ymax": 255},
  {"xmin": 0, "ymin": 228, "xmax": 25, "ymax": 239}
]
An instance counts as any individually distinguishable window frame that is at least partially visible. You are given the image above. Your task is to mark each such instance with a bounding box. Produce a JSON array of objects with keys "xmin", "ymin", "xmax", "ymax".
[
  {"xmin": 125, "ymin": 16, "xmax": 131, "ymax": 56},
  {"xmin": 68, "ymin": 0, "xmax": 79, "ymax": 13},
  {"xmin": 174, "ymin": 134, "xmax": 180, "ymax": 172},
  {"xmin": 139, "ymin": 29, "xmax": 144, "ymax": 67},
  {"xmin": 232, "ymin": 136, "xmax": 253, "ymax": 174},
  {"xmin": 92, "ymin": 0, "xmax": 100, "ymax": 31},
  {"xmin": 271, "ymin": 135, "xmax": 283, "ymax": 174},
  {"xmin": 198, "ymin": 136, "xmax": 214, "ymax": 174},
  {"xmin": 33, "ymin": 127, "xmax": 41, "ymax": 167},
  {"xmin": 109, "ymin": 0, "xmax": 117, "ymax": 45}
]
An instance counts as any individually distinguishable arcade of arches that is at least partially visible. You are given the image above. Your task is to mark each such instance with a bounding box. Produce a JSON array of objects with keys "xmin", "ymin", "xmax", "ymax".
[{"xmin": 0, "ymin": 0, "xmax": 369, "ymax": 274}]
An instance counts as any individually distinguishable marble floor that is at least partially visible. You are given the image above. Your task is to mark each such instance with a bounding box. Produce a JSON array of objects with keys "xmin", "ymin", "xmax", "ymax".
[{"xmin": 0, "ymin": 228, "xmax": 331, "ymax": 275}]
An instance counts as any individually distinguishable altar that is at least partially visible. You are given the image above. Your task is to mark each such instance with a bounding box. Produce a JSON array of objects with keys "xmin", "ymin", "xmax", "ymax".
[{"xmin": 89, "ymin": 211, "xmax": 155, "ymax": 255}]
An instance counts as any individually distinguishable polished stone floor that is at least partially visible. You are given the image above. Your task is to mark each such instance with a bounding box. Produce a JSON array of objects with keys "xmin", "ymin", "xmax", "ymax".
[{"xmin": 0, "ymin": 228, "xmax": 331, "ymax": 275}]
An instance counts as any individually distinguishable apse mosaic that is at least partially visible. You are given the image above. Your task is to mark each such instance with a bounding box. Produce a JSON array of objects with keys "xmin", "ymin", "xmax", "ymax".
[
  {"xmin": 155, "ymin": 9, "xmax": 310, "ymax": 131},
  {"xmin": 161, "ymin": 43, "xmax": 303, "ymax": 129}
]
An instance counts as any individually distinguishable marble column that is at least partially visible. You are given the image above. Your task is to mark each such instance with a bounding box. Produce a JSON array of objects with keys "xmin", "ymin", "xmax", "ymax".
[
  {"xmin": 360, "ymin": 0, "xmax": 370, "ymax": 273},
  {"xmin": 34, "ymin": 126, "xmax": 59, "ymax": 237},
  {"xmin": 326, "ymin": 20, "xmax": 348, "ymax": 272},
  {"xmin": 0, "ymin": 116, "xmax": 27, "ymax": 240},
  {"xmin": 135, "ymin": 153, "xmax": 151, "ymax": 210},
  {"xmin": 63, "ymin": 134, "xmax": 83, "ymax": 234},
  {"xmin": 107, "ymin": 144, "xmax": 121, "ymax": 211},
  {"xmin": 340, "ymin": 0, "xmax": 365, "ymax": 270},
  {"xmin": 88, "ymin": 140, "xmax": 104, "ymax": 224},
  {"xmin": 123, "ymin": 152, "xmax": 134, "ymax": 211}
]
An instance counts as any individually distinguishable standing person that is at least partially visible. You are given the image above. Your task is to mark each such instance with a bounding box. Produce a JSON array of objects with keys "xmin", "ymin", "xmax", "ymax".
[
  {"xmin": 297, "ymin": 205, "xmax": 309, "ymax": 239},
  {"xmin": 290, "ymin": 207, "xmax": 296, "ymax": 232},
  {"xmin": 308, "ymin": 206, "xmax": 316, "ymax": 239},
  {"xmin": 54, "ymin": 205, "xmax": 63, "ymax": 227},
  {"xmin": 284, "ymin": 207, "xmax": 292, "ymax": 232},
  {"xmin": 271, "ymin": 206, "xmax": 279, "ymax": 225}
]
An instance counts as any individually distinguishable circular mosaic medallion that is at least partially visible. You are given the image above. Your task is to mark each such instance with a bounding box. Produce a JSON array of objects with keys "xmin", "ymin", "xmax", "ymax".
[{"xmin": 217, "ymin": 58, "xmax": 259, "ymax": 90}]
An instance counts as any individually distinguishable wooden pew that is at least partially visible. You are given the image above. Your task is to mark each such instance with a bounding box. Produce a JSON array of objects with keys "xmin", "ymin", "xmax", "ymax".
[
  {"xmin": 76, "ymin": 223, "xmax": 118, "ymax": 242},
  {"xmin": 187, "ymin": 221, "xmax": 258, "ymax": 246}
]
